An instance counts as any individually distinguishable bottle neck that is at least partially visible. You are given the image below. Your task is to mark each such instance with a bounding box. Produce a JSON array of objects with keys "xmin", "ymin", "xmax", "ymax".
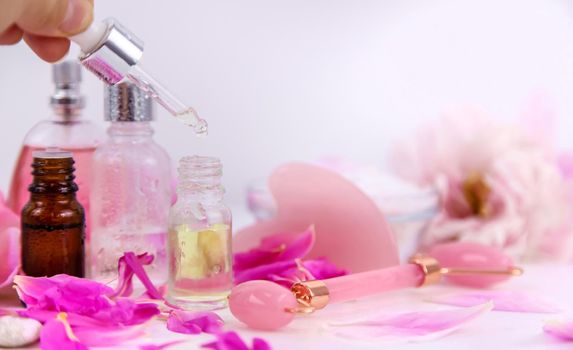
[
  {"xmin": 50, "ymin": 82, "xmax": 85, "ymax": 121},
  {"xmin": 108, "ymin": 122, "xmax": 154, "ymax": 139},
  {"xmin": 177, "ymin": 156, "xmax": 224, "ymax": 204},
  {"xmin": 29, "ymin": 156, "xmax": 78, "ymax": 196}
]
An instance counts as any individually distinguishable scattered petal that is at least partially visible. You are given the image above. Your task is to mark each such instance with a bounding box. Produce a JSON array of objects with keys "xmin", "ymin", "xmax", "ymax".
[
  {"xmin": 252, "ymin": 338, "xmax": 272, "ymax": 350},
  {"xmin": 544, "ymin": 319, "xmax": 573, "ymax": 341},
  {"xmin": 428, "ymin": 291, "xmax": 561, "ymax": 313},
  {"xmin": 14, "ymin": 275, "xmax": 160, "ymax": 326},
  {"xmin": 0, "ymin": 265, "xmax": 18, "ymax": 289},
  {"xmin": 18, "ymin": 309, "xmax": 108, "ymax": 328},
  {"xmin": 73, "ymin": 323, "xmax": 148, "ymax": 347},
  {"xmin": 301, "ymin": 258, "xmax": 348, "ymax": 280},
  {"xmin": 328, "ymin": 302, "xmax": 493, "ymax": 342},
  {"xmin": 0, "ymin": 199, "xmax": 20, "ymax": 293},
  {"xmin": 140, "ymin": 284, "xmax": 168, "ymax": 299},
  {"xmin": 119, "ymin": 252, "xmax": 164, "ymax": 300},
  {"xmin": 111, "ymin": 252, "xmax": 155, "ymax": 298},
  {"xmin": 14, "ymin": 274, "xmax": 114, "ymax": 313},
  {"xmin": 92, "ymin": 299, "xmax": 160, "ymax": 325},
  {"xmin": 22, "ymin": 309, "xmax": 154, "ymax": 347},
  {"xmin": 234, "ymin": 227, "xmax": 315, "ymax": 271},
  {"xmin": 234, "ymin": 260, "xmax": 297, "ymax": 285},
  {"xmin": 202, "ymin": 331, "xmax": 272, "ymax": 350},
  {"xmin": 140, "ymin": 340, "xmax": 187, "ymax": 350},
  {"xmin": 40, "ymin": 314, "xmax": 88, "ymax": 350},
  {"xmin": 167, "ymin": 310, "xmax": 224, "ymax": 335}
]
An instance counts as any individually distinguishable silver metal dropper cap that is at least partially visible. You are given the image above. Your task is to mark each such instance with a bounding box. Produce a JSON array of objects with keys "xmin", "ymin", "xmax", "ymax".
[
  {"xmin": 105, "ymin": 82, "xmax": 153, "ymax": 122},
  {"xmin": 51, "ymin": 60, "xmax": 85, "ymax": 113},
  {"xmin": 78, "ymin": 18, "xmax": 144, "ymax": 85}
]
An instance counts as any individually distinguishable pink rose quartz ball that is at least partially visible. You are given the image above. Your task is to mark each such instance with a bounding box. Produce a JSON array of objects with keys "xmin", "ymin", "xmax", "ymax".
[{"xmin": 229, "ymin": 280, "xmax": 298, "ymax": 330}]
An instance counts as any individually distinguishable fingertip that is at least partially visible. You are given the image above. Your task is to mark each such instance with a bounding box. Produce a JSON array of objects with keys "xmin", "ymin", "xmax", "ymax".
[
  {"xmin": 0, "ymin": 26, "xmax": 24, "ymax": 45},
  {"xmin": 59, "ymin": 0, "xmax": 94, "ymax": 35},
  {"xmin": 23, "ymin": 34, "xmax": 70, "ymax": 62}
]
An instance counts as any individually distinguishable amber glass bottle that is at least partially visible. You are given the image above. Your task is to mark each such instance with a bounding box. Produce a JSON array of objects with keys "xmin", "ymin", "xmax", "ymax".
[{"xmin": 21, "ymin": 150, "xmax": 85, "ymax": 277}]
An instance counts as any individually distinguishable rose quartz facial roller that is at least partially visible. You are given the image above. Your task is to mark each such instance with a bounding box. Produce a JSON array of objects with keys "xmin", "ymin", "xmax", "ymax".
[{"xmin": 228, "ymin": 242, "xmax": 522, "ymax": 330}]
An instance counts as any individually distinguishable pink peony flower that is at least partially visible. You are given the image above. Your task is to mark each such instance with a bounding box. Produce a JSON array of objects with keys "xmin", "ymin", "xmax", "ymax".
[{"xmin": 390, "ymin": 107, "xmax": 573, "ymax": 260}]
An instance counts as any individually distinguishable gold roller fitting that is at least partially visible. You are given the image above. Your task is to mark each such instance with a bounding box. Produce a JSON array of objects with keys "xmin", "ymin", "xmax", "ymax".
[
  {"xmin": 409, "ymin": 254, "xmax": 443, "ymax": 287},
  {"xmin": 289, "ymin": 280, "xmax": 330, "ymax": 314}
]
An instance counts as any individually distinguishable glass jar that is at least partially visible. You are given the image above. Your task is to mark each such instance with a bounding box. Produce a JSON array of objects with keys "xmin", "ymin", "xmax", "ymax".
[
  {"xmin": 167, "ymin": 156, "xmax": 233, "ymax": 310},
  {"xmin": 90, "ymin": 82, "xmax": 171, "ymax": 286}
]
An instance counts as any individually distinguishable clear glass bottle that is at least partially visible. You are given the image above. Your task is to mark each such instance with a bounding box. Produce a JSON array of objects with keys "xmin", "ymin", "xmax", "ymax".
[
  {"xmin": 90, "ymin": 82, "xmax": 171, "ymax": 286},
  {"xmin": 167, "ymin": 156, "xmax": 233, "ymax": 310},
  {"xmin": 21, "ymin": 150, "xmax": 85, "ymax": 278},
  {"xmin": 7, "ymin": 61, "xmax": 101, "ymax": 241}
]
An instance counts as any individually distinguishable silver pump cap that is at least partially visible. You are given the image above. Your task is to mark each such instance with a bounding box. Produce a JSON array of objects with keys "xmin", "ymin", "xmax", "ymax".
[
  {"xmin": 105, "ymin": 82, "xmax": 153, "ymax": 122},
  {"xmin": 78, "ymin": 18, "xmax": 144, "ymax": 85},
  {"xmin": 50, "ymin": 60, "xmax": 85, "ymax": 113}
]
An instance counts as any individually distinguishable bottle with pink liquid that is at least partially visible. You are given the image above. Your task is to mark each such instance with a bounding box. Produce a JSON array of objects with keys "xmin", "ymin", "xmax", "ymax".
[
  {"xmin": 90, "ymin": 82, "xmax": 171, "ymax": 286},
  {"xmin": 167, "ymin": 156, "xmax": 233, "ymax": 310},
  {"xmin": 7, "ymin": 61, "xmax": 102, "ymax": 234}
]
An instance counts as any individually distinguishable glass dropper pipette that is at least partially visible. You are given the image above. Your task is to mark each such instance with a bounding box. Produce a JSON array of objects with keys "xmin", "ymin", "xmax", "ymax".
[{"xmin": 70, "ymin": 18, "xmax": 208, "ymax": 135}]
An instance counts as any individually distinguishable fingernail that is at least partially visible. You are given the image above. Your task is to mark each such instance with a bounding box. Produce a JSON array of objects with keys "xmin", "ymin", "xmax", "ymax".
[{"xmin": 59, "ymin": 0, "xmax": 89, "ymax": 34}]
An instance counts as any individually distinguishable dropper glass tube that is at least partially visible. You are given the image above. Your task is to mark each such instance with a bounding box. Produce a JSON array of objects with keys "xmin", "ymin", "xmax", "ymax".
[
  {"xmin": 71, "ymin": 18, "xmax": 208, "ymax": 135},
  {"xmin": 126, "ymin": 65, "xmax": 207, "ymax": 134}
]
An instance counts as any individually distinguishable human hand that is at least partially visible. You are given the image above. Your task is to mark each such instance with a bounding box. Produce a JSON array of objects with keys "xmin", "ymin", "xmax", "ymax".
[{"xmin": 0, "ymin": 0, "xmax": 93, "ymax": 62}]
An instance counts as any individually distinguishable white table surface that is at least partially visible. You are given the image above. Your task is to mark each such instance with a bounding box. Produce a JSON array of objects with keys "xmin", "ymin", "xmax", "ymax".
[
  {"xmin": 5, "ymin": 264, "xmax": 572, "ymax": 349},
  {"xmin": 6, "ymin": 209, "xmax": 573, "ymax": 349}
]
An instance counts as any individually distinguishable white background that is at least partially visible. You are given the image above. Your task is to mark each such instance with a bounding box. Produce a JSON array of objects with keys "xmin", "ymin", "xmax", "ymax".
[{"xmin": 2, "ymin": 0, "xmax": 573, "ymax": 207}]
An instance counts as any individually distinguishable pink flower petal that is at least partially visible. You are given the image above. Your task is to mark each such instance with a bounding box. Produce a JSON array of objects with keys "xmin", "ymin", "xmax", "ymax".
[
  {"xmin": 73, "ymin": 323, "xmax": 148, "ymax": 347},
  {"xmin": 40, "ymin": 314, "xmax": 88, "ymax": 350},
  {"xmin": 118, "ymin": 252, "xmax": 163, "ymax": 300},
  {"xmin": 544, "ymin": 319, "xmax": 573, "ymax": 341},
  {"xmin": 112, "ymin": 252, "xmax": 155, "ymax": 298},
  {"xmin": 14, "ymin": 274, "xmax": 114, "ymax": 313},
  {"xmin": 14, "ymin": 274, "xmax": 160, "ymax": 325},
  {"xmin": 428, "ymin": 291, "xmax": 561, "ymax": 313},
  {"xmin": 234, "ymin": 260, "xmax": 298, "ymax": 285},
  {"xmin": 301, "ymin": 258, "xmax": 347, "ymax": 280},
  {"xmin": 201, "ymin": 331, "xmax": 272, "ymax": 350},
  {"xmin": 24, "ymin": 308, "xmax": 154, "ymax": 347},
  {"xmin": 234, "ymin": 227, "xmax": 315, "ymax": 271},
  {"xmin": 92, "ymin": 299, "xmax": 160, "ymax": 325},
  {"xmin": 0, "ymin": 265, "xmax": 18, "ymax": 289},
  {"xmin": 19, "ymin": 309, "xmax": 108, "ymax": 328},
  {"xmin": 167, "ymin": 310, "xmax": 224, "ymax": 335},
  {"xmin": 140, "ymin": 340, "xmax": 187, "ymax": 350},
  {"xmin": 139, "ymin": 283, "xmax": 168, "ymax": 299},
  {"xmin": 329, "ymin": 302, "xmax": 493, "ymax": 341},
  {"xmin": 0, "ymin": 203, "xmax": 20, "ymax": 293}
]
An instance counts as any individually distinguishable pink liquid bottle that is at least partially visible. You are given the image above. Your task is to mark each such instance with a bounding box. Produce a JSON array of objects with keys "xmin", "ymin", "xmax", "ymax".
[
  {"xmin": 167, "ymin": 156, "xmax": 233, "ymax": 310},
  {"xmin": 7, "ymin": 61, "xmax": 102, "ymax": 240},
  {"xmin": 90, "ymin": 82, "xmax": 172, "ymax": 286}
]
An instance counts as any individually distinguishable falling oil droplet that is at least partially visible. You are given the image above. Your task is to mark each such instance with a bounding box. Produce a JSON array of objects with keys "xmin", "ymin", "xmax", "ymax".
[{"xmin": 176, "ymin": 108, "xmax": 208, "ymax": 136}]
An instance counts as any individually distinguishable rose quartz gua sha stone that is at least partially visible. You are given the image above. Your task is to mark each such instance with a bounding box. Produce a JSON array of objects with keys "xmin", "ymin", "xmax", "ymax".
[{"xmin": 234, "ymin": 162, "xmax": 399, "ymax": 272}]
